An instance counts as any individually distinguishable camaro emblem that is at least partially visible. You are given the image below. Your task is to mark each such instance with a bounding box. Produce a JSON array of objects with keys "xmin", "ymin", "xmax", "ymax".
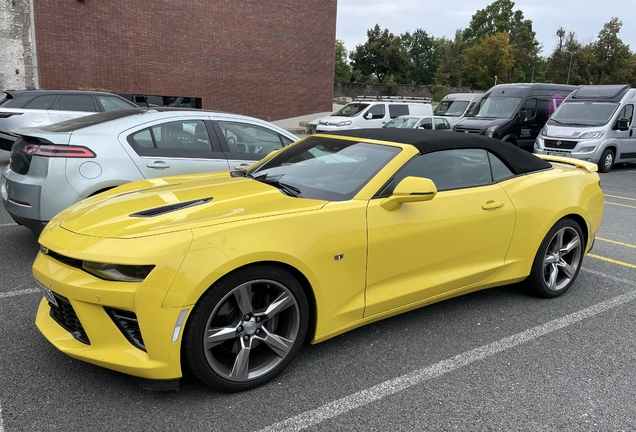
[{"xmin": 556, "ymin": 141, "xmax": 562, "ymax": 146}]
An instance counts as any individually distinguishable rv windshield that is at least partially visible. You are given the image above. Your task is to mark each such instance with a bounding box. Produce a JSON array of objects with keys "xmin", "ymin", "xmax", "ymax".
[
  {"xmin": 548, "ymin": 102, "xmax": 619, "ymax": 127},
  {"xmin": 466, "ymin": 96, "xmax": 522, "ymax": 119},
  {"xmin": 331, "ymin": 103, "xmax": 370, "ymax": 117},
  {"xmin": 434, "ymin": 100, "xmax": 469, "ymax": 117}
]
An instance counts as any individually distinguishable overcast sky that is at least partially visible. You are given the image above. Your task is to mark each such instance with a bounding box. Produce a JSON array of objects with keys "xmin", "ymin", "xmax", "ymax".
[{"xmin": 336, "ymin": 0, "xmax": 635, "ymax": 57}]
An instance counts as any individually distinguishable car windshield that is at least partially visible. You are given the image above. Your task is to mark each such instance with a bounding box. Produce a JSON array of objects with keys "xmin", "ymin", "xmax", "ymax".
[
  {"xmin": 331, "ymin": 103, "xmax": 369, "ymax": 117},
  {"xmin": 434, "ymin": 100, "xmax": 469, "ymax": 117},
  {"xmin": 466, "ymin": 96, "xmax": 522, "ymax": 119},
  {"xmin": 247, "ymin": 136, "xmax": 401, "ymax": 201},
  {"xmin": 384, "ymin": 117, "xmax": 420, "ymax": 128},
  {"xmin": 548, "ymin": 102, "xmax": 619, "ymax": 127}
]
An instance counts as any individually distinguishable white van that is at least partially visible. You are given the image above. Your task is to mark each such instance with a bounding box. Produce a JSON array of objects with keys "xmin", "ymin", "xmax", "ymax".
[
  {"xmin": 433, "ymin": 93, "xmax": 483, "ymax": 126},
  {"xmin": 316, "ymin": 98, "xmax": 433, "ymax": 132},
  {"xmin": 534, "ymin": 85, "xmax": 636, "ymax": 172}
]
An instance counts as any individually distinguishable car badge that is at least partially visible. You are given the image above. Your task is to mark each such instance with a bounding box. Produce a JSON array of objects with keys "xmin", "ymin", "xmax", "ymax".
[
  {"xmin": 556, "ymin": 141, "xmax": 562, "ymax": 147},
  {"xmin": 334, "ymin": 254, "xmax": 344, "ymax": 261}
]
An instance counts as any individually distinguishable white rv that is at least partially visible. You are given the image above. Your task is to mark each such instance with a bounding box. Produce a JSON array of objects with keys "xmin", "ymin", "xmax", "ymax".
[{"xmin": 534, "ymin": 85, "xmax": 636, "ymax": 172}]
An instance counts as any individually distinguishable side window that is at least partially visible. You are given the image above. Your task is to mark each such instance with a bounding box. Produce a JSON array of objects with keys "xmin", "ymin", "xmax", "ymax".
[
  {"xmin": 418, "ymin": 118, "xmax": 433, "ymax": 129},
  {"xmin": 391, "ymin": 149, "xmax": 491, "ymax": 192},
  {"xmin": 488, "ymin": 152, "xmax": 515, "ymax": 181},
  {"xmin": 521, "ymin": 98, "xmax": 537, "ymax": 121},
  {"xmin": 366, "ymin": 104, "xmax": 386, "ymax": 120},
  {"xmin": 433, "ymin": 118, "xmax": 449, "ymax": 130},
  {"xmin": 127, "ymin": 120, "xmax": 211, "ymax": 153},
  {"xmin": 97, "ymin": 95, "xmax": 135, "ymax": 112},
  {"xmin": 22, "ymin": 94, "xmax": 58, "ymax": 110},
  {"xmin": 218, "ymin": 121, "xmax": 284, "ymax": 155},
  {"xmin": 55, "ymin": 95, "xmax": 97, "ymax": 112},
  {"xmin": 388, "ymin": 104, "xmax": 409, "ymax": 118},
  {"xmin": 617, "ymin": 104, "xmax": 634, "ymax": 125},
  {"xmin": 281, "ymin": 135, "xmax": 295, "ymax": 146}
]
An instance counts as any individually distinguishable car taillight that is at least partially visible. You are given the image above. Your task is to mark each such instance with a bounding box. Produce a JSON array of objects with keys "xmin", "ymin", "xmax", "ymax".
[
  {"xmin": 21, "ymin": 144, "xmax": 96, "ymax": 158},
  {"xmin": 0, "ymin": 112, "xmax": 22, "ymax": 118}
]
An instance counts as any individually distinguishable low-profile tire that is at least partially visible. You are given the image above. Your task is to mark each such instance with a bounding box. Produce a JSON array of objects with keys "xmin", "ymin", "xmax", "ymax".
[
  {"xmin": 598, "ymin": 148, "xmax": 614, "ymax": 173},
  {"xmin": 525, "ymin": 218, "xmax": 585, "ymax": 298},
  {"xmin": 183, "ymin": 266, "xmax": 309, "ymax": 392}
]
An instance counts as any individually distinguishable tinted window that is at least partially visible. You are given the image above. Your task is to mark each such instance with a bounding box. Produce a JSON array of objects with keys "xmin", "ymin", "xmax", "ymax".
[
  {"xmin": 389, "ymin": 104, "xmax": 409, "ymax": 118},
  {"xmin": 153, "ymin": 120, "xmax": 211, "ymax": 151},
  {"xmin": 392, "ymin": 149, "xmax": 492, "ymax": 191},
  {"xmin": 488, "ymin": 152, "xmax": 514, "ymax": 181},
  {"xmin": 218, "ymin": 121, "xmax": 284, "ymax": 156},
  {"xmin": 433, "ymin": 118, "xmax": 450, "ymax": 130},
  {"xmin": 97, "ymin": 95, "xmax": 136, "ymax": 111},
  {"xmin": 56, "ymin": 95, "xmax": 97, "ymax": 112},
  {"xmin": 367, "ymin": 104, "xmax": 385, "ymax": 119},
  {"xmin": 418, "ymin": 118, "xmax": 433, "ymax": 129},
  {"xmin": 23, "ymin": 94, "xmax": 58, "ymax": 109},
  {"xmin": 130, "ymin": 129, "xmax": 154, "ymax": 149},
  {"xmin": 522, "ymin": 98, "xmax": 537, "ymax": 121},
  {"xmin": 617, "ymin": 104, "xmax": 634, "ymax": 125}
]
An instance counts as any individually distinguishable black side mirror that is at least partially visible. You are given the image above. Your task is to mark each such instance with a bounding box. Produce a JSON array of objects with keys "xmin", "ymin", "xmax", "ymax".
[{"xmin": 616, "ymin": 118, "xmax": 629, "ymax": 131}]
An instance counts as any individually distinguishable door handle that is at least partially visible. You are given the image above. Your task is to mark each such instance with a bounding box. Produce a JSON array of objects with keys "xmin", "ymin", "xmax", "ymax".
[
  {"xmin": 482, "ymin": 201, "xmax": 503, "ymax": 210},
  {"xmin": 146, "ymin": 161, "xmax": 170, "ymax": 169},
  {"xmin": 234, "ymin": 163, "xmax": 251, "ymax": 170}
]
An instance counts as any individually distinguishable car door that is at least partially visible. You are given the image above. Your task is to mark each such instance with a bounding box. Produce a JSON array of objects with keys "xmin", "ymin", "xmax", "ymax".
[
  {"xmin": 615, "ymin": 103, "xmax": 636, "ymax": 160},
  {"xmin": 122, "ymin": 118, "xmax": 230, "ymax": 178},
  {"xmin": 364, "ymin": 149, "xmax": 516, "ymax": 317},
  {"xmin": 213, "ymin": 120, "xmax": 294, "ymax": 170},
  {"xmin": 361, "ymin": 104, "xmax": 389, "ymax": 128}
]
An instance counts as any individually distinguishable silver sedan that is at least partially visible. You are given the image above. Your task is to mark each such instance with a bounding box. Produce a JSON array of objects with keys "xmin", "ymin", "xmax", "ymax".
[{"xmin": 1, "ymin": 108, "xmax": 298, "ymax": 234}]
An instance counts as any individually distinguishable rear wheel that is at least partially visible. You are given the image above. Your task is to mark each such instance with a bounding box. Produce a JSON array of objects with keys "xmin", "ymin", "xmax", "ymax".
[
  {"xmin": 598, "ymin": 148, "xmax": 614, "ymax": 173},
  {"xmin": 183, "ymin": 266, "xmax": 309, "ymax": 392},
  {"xmin": 525, "ymin": 218, "xmax": 584, "ymax": 298}
]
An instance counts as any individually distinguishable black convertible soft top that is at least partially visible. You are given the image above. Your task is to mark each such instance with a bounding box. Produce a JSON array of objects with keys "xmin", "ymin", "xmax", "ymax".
[{"xmin": 325, "ymin": 129, "xmax": 552, "ymax": 175}]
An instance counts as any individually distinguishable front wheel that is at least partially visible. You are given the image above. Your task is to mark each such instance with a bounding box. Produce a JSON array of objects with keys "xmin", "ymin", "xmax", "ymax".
[
  {"xmin": 598, "ymin": 148, "xmax": 614, "ymax": 173},
  {"xmin": 183, "ymin": 266, "xmax": 309, "ymax": 392},
  {"xmin": 525, "ymin": 218, "xmax": 585, "ymax": 298}
]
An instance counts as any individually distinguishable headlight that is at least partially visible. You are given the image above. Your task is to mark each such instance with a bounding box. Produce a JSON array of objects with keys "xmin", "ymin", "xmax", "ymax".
[
  {"xmin": 579, "ymin": 146, "xmax": 596, "ymax": 153},
  {"xmin": 337, "ymin": 120, "xmax": 352, "ymax": 127},
  {"xmin": 578, "ymin": 131, "xmax": 605, "ymax": 139},
  {"xmin": 82, "ymin": 261, "xmax": 155, "ymax": 282},
  {"xmin": 486, "ymin": 125, "xmax": 499, "ymax": 137},
  {"xmin": 540, "ymin": 127, "xmax": 547, "ymax": 137}
]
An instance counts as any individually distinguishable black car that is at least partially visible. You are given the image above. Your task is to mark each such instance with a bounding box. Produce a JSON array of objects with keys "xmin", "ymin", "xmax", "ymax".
[{"xmin": 0, "ymin": 89, "xmax": 137, "ymax": 151}]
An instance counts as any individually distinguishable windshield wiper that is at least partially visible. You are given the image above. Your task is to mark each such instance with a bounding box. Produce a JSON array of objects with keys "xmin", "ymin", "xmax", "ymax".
[{"xmin": 254, "ymin": 174, "xmax": 301, "ymax": 197}]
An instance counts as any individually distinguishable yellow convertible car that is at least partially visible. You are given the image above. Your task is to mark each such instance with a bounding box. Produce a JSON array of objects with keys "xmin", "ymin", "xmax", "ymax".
[{"xmin": 33, "ymin": 129, "xmax": 604, "ymax": 392}]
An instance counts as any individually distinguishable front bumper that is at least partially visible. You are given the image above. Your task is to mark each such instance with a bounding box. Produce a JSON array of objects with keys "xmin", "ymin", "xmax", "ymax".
[
  {"xmin": 534, "ymin": 136, "xmax": 603, "ymax": 163},
  {"xmin": 34, "ymin": 226, "xmax": 194, "ymax": 381}
]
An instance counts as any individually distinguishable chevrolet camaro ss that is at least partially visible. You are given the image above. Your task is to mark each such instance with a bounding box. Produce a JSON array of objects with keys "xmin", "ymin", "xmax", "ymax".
[{"xmin": 33, "ymin": 129, "xmax": 604, "ymax": 392}]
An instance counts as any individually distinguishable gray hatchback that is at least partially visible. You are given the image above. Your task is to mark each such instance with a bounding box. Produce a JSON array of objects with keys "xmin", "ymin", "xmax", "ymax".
[{"xmin": 1, "ymin": 107, "xmax": 298, "ymax": 234}]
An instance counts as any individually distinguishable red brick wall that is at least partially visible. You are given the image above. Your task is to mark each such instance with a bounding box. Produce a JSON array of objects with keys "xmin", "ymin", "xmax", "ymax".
[{"xmin": 32, "ymin": 0, "xmax": 336, "ymax": 121}]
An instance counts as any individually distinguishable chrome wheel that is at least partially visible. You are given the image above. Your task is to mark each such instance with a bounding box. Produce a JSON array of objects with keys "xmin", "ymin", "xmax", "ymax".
[
  {"xmin": 598, "ymin": 149, "xmax": 614, "ymax": 173},
  {"xmin": 541, "ymin": 226, "xmax": 582, "ymax": 292},
  {"xmin": 526, "ymin": 218, "xmax": 585, "ymax": 298},
  {"xmin": 184, "ymin": 266, "xmax": 308, "ymax": 391},
  {"xmin": 204, "ymin": 279, "xmax": 300, "ymax": 382}
]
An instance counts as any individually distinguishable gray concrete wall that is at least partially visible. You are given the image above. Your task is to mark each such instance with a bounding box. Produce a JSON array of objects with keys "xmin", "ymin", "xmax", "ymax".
[{"xmin": 0, "ymin": 0, "xmax": 36, "ymax": 93}]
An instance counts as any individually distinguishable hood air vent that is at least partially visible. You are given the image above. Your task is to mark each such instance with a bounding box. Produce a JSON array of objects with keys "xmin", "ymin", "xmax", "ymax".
[{"xmin": 130, "ymin": 198, "xmax": 212, "ymax": 218}]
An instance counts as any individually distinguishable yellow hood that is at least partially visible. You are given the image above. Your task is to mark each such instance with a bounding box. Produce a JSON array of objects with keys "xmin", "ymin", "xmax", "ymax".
[{"xmin": 57, "ymin": 173, "xmax": 327, "ymax": 238}]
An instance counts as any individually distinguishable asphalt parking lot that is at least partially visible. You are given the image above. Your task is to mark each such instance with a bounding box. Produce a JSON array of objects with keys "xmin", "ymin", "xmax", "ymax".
[{"xmin": 0, "ymin": 149, "xmax": 635, "ymax": 432}]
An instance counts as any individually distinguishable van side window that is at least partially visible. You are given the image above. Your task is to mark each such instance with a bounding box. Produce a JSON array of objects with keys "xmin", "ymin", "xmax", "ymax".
[
  {"xmin": 617, "ymin": 104, "xmax": 634, "ymax": 125},
  {"xmin": 367, "ymin": 104, "xmax": 386, "ymax": 119},
  {"xmin": 389, "ymin": 104, "xmax": 409, "ymax": 118},
  {"xmin": 522, "ymin": 98, "xmax": 537, "ymax": 121}
]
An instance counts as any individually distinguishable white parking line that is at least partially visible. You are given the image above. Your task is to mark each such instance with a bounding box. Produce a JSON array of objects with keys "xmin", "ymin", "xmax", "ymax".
[
  {"xmin": 0, "ymin": 288, "xmax": 39, "ymax": 299},
  {"xmin": 0, "ymin": 405, "xmax": 3, "ymax": 432},
  {"xmin": 257, "ymin": 268, "xmax": 636, "ymax": 432},
  {"xmin": 0, "ymin": 223, "xmax": 17, "ymax": 227}
]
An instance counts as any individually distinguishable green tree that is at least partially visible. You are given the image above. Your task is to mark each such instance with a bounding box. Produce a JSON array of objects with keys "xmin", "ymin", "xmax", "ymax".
[
  {"xmin": 461, "ymin": 32, "xmax": 515, "ymax": 89},
  {"xmin": 462, "ymin": 0, "xmax": 540, "ymax": 82},
  {"xmin": 590, "ymin": 17, "xmax": 632, "ymax": 84},
  {"xmin": 433, "ymin": 31, "xmax": 466, "ymax": 87},
  {"xmin": 400, "ymin": 29, "xmax": 441, "ymax": 85},
  {"xmin": 350, "ymin": 24, "xmax": 411, "ymax": 83},
  {"xmin": 334, "ymin": 40, "xmax": 352, "ymax": 83}
]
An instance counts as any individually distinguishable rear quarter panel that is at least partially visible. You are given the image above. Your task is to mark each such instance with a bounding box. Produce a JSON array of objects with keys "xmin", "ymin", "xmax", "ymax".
[{"xmin": 495, "ymin": 164, "xmax": 603, "ymax": 280}]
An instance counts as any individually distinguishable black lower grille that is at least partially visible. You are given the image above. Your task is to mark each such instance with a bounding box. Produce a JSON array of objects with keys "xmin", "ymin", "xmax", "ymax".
[
  {"xmin": 106, "ymin": 308, "xmax": 146, "ymax": 351},
  {"xmin": 544, "ymin": 139, "xmax": 577, "ymax": 149},
  {"xmin": 48, "ymin": 293, "xmax": 90, "ymax": 345},
  {"xmin": 454, "ymin": 127, "xmax": 482, "ymax": 134}
]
